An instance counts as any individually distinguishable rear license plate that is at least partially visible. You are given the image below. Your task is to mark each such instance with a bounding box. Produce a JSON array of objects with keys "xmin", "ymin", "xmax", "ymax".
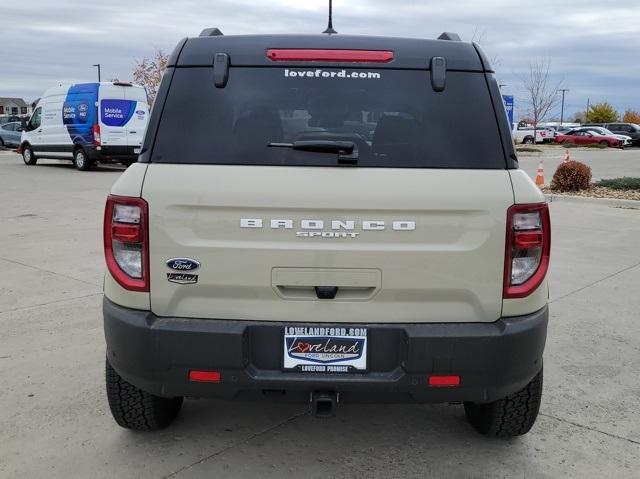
[{"xmin": 283, "ymin": 326, "xmax": 367, "ymax": 373}]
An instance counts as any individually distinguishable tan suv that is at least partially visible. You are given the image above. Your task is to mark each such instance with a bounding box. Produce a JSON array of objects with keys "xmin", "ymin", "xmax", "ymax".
[{"xmin": 103, "ymin": 29, "xmax": 551, "ymax": 437}]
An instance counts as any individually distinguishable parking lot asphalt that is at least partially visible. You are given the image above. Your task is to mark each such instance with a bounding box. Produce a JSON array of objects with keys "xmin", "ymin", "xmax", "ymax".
[
  {"xmin": 1, "ymin": 151, "xmax": 639, "ymax": 479},
  {"xmin": 517, "ymin": 146, "xmax": 640, "ymax": 182}
]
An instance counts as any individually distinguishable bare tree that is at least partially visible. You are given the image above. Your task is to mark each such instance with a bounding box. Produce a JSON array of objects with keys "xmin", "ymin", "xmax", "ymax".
[
  {"xmin": 133, "ymin": 49, "xmax": 169, "ymax": 106},
  {"xmin": 517, "ymin": 59, "xmax": 562, "ymax": 140},
  {"xmin": 470, "ymin": 27, "xmax": 501, "ymax": 69}
]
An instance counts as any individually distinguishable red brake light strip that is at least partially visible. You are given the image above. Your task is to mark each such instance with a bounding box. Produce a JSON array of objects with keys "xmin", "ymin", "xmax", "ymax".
[{"xmin": 267, "ymin": 49, "xmax": 393, "ymax": 63}]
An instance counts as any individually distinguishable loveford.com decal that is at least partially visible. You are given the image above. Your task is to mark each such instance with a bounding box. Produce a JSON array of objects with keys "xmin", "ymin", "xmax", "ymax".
[{"xmin": 284, "ymin": 69, "xmax": 381, "ymax": 79}]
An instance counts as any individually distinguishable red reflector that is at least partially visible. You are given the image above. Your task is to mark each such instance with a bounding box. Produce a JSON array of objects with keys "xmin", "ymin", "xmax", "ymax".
[
  {"xmin": 267, "ymin": 49, "xmax": 393, "ymax": 63},
  {"xmin": 428, "ymin": 375, "xmax": 461, "ymax": 387},
  {"xmin": 514, "ymin": 231, "xmax": 543, "ymax": 249},
  {"xmin": 112, "ymin": 223, "xmax": 141, "ymax": 243},
  {"xmin": 189, "ymin": 370, "xmax": 221, "ymax": 383}
]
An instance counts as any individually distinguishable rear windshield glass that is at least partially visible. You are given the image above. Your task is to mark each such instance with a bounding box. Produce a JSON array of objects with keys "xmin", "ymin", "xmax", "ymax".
[{"xmin": 152, "ymin": 67, "xmax": 505, "ymax": 168}]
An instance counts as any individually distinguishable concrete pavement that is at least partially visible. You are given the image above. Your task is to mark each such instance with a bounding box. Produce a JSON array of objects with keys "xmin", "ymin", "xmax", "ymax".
[
  {"xmin": 518, "ymin": 146, "xmax": 640, "ymax": 182},
  {"xmin": 1, "ymin": 151, "xmax": 639, "ymax": 478}
]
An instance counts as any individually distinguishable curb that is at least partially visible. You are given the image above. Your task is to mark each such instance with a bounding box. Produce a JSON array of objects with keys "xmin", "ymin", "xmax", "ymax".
[{"xmin": 545, "ymin": 194, "xmax": 640, "ymax": 208}]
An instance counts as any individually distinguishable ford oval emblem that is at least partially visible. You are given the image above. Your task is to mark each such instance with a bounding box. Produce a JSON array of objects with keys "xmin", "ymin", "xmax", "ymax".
[
  {"xmin": 135, "ymin": 110, "xmax": 145, "ymax": 115},
  {"xmin": 166, "ymin": 258, "xmax": 200, "ymax": 271}
]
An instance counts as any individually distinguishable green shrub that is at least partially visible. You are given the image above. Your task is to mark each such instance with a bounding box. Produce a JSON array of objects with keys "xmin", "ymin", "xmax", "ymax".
[
  {"xmin": 596, "ymin": 177, "xmax": 640, "ymax": 190},
  {"xmin": 550, "ymin": 161, "xmax": 592, "ymax": 192}
]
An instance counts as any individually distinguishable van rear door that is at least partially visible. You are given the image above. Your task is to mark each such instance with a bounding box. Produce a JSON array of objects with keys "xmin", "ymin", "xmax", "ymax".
[
  {"xmin": 123, "ymin": 86, "xmax": 149, "ymax": 151},
  {"xmin": 98, "ymin": 84, "xmax": 128, "ymax": 147}
]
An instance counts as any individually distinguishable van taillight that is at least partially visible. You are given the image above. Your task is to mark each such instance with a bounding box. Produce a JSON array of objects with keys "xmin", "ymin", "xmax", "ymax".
[
  {"xmin": 104, "ymin": 195, "xmax": 149, "ymax": 292},
  {"xmin": 93, "ymin": 124, "xmax": 101, "ymax": 146},
  {"xmin": 503, "ymin": 203, "xmax": 550, "ymax": 299}
]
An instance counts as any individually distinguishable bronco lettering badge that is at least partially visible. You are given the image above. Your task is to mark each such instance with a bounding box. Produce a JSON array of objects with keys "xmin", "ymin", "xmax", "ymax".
[
  {"xmin": 283, "ymin": 327, "xmax": 367, "ymax": 373},
  {"xmin": 241, "ymin": 218, "xmax": 415, "ymax": 239}
]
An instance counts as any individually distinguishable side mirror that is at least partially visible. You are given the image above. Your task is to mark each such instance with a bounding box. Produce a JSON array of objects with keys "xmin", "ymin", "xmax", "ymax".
[{"xmin": 16, "ymin": 126, "xmax": 24, "ymax": 132}]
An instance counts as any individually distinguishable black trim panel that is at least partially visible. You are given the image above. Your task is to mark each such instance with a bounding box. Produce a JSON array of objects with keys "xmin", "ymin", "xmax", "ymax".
[{"xmin": 104, "ymin": 298, "xmax": 548, "ymax": 404}]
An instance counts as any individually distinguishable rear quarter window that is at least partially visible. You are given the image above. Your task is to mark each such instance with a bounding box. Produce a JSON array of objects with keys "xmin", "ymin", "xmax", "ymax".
[{"xmin": 152, "ymin": 67, "xmax": 506, "ymax": 168}]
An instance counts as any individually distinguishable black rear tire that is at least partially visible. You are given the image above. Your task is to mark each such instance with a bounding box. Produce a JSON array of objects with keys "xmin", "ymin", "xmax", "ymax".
[
  {"xmin": 73, "ymin": 147, "xmax": 92, "ymax": 171},
  {"xmin": 464, "ymin": 368, "xmax": 543, "ymax": 438},
  {"xmin": 106, "ymin": 359, "xmax": 183, "ymax": 431},
  {"xmin": 22, "ymin": 145, "xmax": 37, "ymax": 165}
]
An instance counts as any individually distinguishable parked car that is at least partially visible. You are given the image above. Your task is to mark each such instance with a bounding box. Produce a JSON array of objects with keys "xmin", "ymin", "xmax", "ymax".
[
  {"xmin": 584, "ymin": 123, "xmax": 640, "ymax": 146},
  {"xmin": 0, "ymin": 121, "xmax": 24, "ymax": 147},
  {"xmin": 103, "ymin": 28, "xmax": 550, "ymax": 438},
  {"xmin": 555, "ymin": 130, "xmax": 621, "ymax": 148},
  {"xmin": 0, "ymin": 115, "xmax": 24, "ymax": 125},
  {"xmin": 572, "ymin": 127, "xmax": 632, "ymax": 147},
  {"xmin": 20, "ymin": 81, "xmax": 149, "ymax": 170}
]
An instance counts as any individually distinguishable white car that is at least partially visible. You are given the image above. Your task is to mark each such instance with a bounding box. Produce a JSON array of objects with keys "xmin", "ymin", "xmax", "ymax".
[
  {"xmin": 582, "ymin": 127, "xmax": 632, "ymax": 147},
  {"xmin": 20, "ymin": 81, "xmax": 149, "ymax": 170}
]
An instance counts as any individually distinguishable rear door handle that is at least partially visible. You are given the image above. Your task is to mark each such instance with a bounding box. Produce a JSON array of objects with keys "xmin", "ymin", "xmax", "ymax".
[{"xmin": 129, "ymin": 131, "xmax": 137, "ymax": 134}]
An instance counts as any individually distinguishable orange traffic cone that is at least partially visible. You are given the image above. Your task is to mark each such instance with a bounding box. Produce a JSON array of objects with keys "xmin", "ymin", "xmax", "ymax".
[
  {"xmin": 535, "ymin": 160, "xmax": 545, "ymax": 187},
  {"xmin": 563, "ymin": 149, "xmax": 570, "ymax": 162}
]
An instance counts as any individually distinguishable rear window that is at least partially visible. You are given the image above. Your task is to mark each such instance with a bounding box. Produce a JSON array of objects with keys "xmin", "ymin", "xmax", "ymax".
[{"xmin": 152, "ymin": 67, "xmax": 505, "ymax": 168}]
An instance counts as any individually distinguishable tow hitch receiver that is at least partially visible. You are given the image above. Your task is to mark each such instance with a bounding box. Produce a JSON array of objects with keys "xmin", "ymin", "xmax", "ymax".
[{"xmin": 311, "ymin": 391, "xmax": 338, "ymax": 418}]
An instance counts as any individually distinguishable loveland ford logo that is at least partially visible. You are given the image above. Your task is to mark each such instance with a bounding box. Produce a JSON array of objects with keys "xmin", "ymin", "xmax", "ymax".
[{"xmin": 166, "ymin": 258, "xmax": 200, "ymax": 271}]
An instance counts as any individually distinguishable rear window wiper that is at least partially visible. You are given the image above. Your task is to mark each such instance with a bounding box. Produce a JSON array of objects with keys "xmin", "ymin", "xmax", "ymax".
[{"xmin": 268, "ymin": 140, "xmax": 358, "ymax": 165}]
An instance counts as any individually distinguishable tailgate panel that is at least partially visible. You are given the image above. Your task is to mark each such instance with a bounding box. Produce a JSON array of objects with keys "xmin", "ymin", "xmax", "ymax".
[{"xmin": 143, "ymin": 164, "xmax": 514, "ymax": 323}]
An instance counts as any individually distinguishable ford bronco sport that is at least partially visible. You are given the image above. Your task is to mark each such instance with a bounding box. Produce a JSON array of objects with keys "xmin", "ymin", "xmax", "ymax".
[{"xmin": 103, "ymin": 29, "xmax": 550, "ymax": 437}]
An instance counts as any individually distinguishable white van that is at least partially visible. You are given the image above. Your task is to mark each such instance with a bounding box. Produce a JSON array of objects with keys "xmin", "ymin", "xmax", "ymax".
[{"xmin": 20, "ymin": 81, "xmax": 149, "ymax": 170}]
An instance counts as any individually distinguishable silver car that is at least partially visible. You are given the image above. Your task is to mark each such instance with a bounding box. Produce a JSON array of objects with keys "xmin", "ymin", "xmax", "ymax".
[{"xmin": 0, "ymin": 121, "xmax": 24, "ymax": 147}]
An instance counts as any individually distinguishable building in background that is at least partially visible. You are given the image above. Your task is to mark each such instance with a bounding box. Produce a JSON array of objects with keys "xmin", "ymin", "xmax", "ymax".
[{"xmin": 0, "ymin": 97, "xmax": 31, "ymax": 117}]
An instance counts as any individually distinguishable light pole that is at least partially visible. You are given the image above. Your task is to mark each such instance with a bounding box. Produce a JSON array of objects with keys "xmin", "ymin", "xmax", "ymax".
[
  {"xmin": 559, "ymin": 89, "xmax": 569, "ymax": 125},
  {"xmin": 93, "ymin": 64, "xmax": 101, "ymax": 82}
]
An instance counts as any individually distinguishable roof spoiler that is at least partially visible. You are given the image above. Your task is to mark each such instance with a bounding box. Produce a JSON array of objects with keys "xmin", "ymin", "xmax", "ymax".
[
  {"xmin": 437, "ymin": 32, "xmax": 461, "ymax": 41},
  {"xmin": 199, "ymin": 27, "xmax": 223, "ymax": 37}
]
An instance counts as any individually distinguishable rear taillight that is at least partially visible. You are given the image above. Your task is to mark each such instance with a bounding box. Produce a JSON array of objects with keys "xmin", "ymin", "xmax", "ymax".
[
  {"xmin": 93, "ymin": 124, "xmax": 101, "ymax": 146},
  {"xmin": 503, "ymin": 203, "xmax": 551, "ymax": 299},
  {"xmin": 104, "ymin": 195, "xmax": 149, "ymax": 292}
]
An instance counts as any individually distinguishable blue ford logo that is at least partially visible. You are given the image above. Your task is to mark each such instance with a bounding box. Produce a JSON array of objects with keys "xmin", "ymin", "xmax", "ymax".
[
  {"xmin": 166, "ymin": 258, "xmax": 200, "ymax": 271},
  {"xmin": 135, "ymin": 110, "xmax": 145, "ymax": 115}
]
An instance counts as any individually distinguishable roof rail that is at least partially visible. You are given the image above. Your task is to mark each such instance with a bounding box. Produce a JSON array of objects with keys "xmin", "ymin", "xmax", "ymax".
[
  {"xmin": 199, "ymin": 27, "xmax": 223, "ymax": 37},
  {"xmin": 437, "ymin": 32, "xmax": 461, "ymax": 41}
]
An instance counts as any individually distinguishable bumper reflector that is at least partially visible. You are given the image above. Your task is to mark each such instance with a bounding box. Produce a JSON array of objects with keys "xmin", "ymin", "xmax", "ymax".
[
  {"xmin": 189, "ymin": 370, "xmax": 221, "ymax": 383},
  {"xmin": 428, "ymin": 375, "xmax": 461, "ymax": 387}
]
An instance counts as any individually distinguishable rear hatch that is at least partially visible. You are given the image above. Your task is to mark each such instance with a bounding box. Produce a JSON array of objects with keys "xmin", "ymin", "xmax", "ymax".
[
  {"xmin": 98, "ymin": 83, "xmax": 149, "ymax": 148},
  {"xmin": 142, "ymin": 52, "xmax": 515, "ymax": 324}
]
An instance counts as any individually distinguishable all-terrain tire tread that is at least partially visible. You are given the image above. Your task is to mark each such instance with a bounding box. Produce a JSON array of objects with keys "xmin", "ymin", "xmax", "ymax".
[
  {"xmin": 464, "ymin": 368, "xmax": 543, "ymax": 438},
  {"xmin": 105, "ymin": 359, "xmax": 182, "ymax": 431}
]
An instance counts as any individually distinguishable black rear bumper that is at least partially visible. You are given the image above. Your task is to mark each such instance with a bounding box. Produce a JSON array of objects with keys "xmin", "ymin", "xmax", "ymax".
[
  {"xmin": 103, "ymin": 298, "xmax": 547, "ymax": 404},
  {"xmin": 87, "ymin": 145, "xmax": 138, "ymax": 161}
]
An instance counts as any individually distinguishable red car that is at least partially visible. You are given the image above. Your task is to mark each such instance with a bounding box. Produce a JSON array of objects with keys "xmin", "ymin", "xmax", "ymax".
[{"xmin": 555, "ymin": 130, "xmax": 621, "ymax": 148}]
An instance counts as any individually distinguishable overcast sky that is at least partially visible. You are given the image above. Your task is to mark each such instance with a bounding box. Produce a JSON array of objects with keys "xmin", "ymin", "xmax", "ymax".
[{"xmin": 2, "ymin": 0, "xmax": 639, "ymax": 120}]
